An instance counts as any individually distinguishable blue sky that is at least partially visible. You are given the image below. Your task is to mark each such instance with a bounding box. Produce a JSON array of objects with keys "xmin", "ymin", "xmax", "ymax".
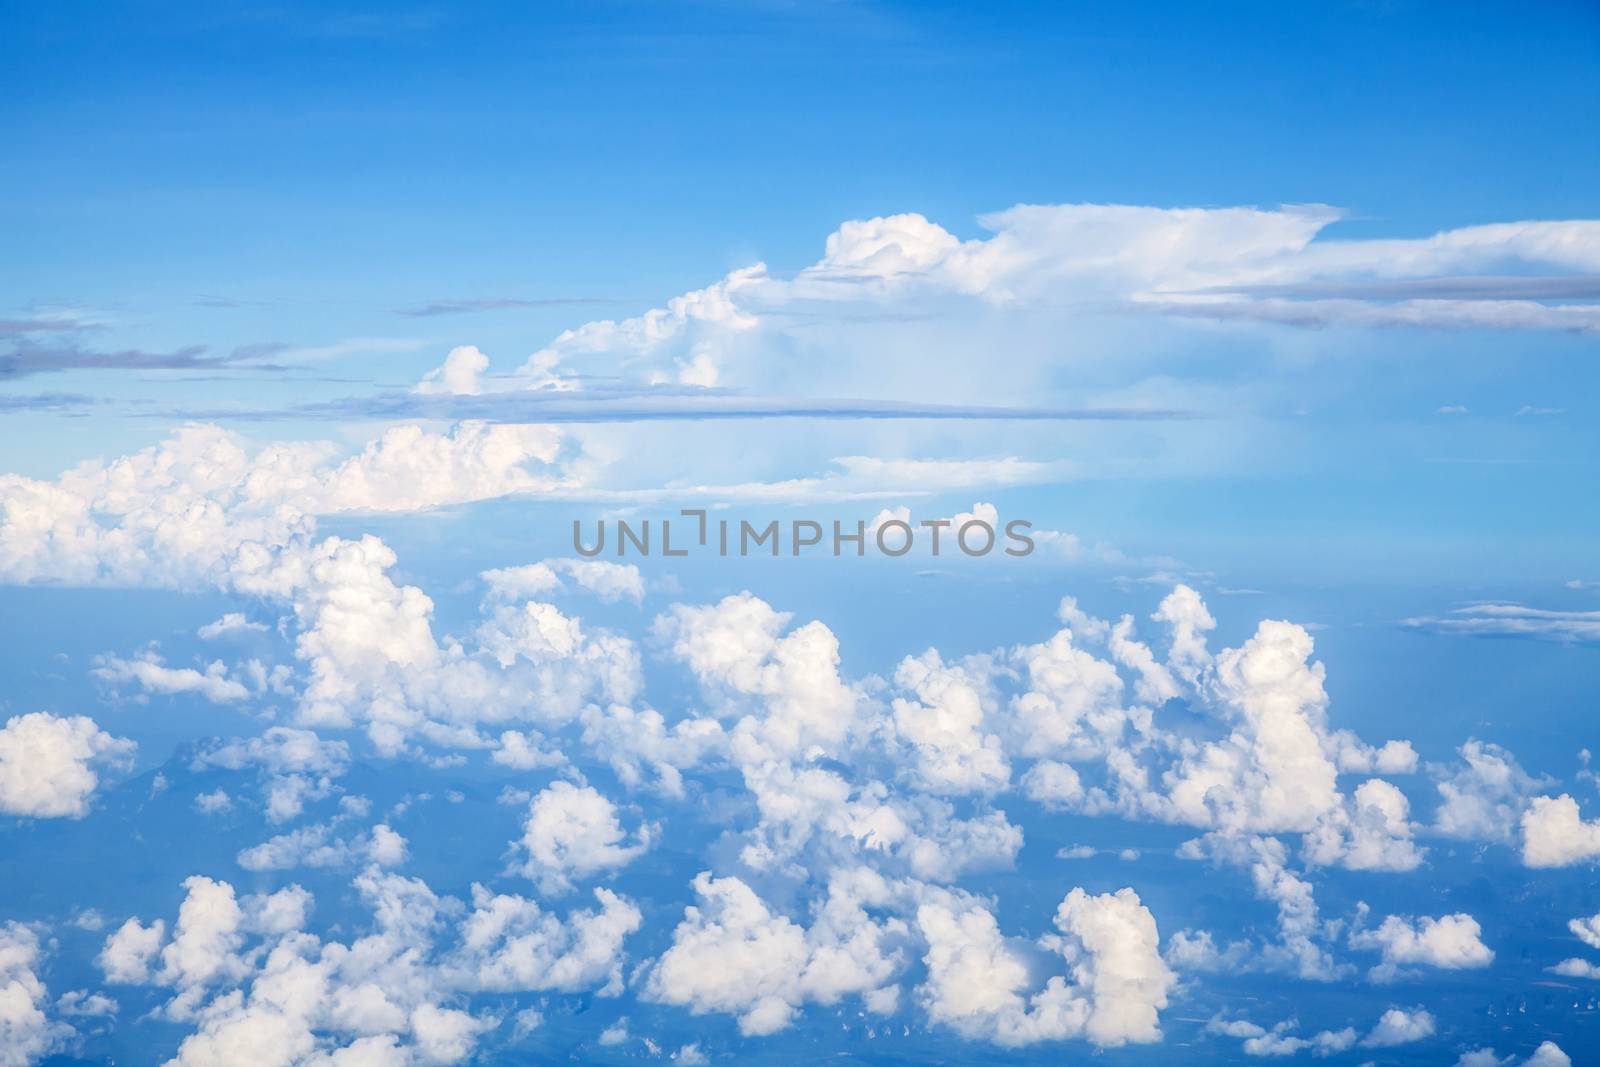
[{"xmin": 1, "ymin": 3, "xmax": 1599, "ymax": 1066}]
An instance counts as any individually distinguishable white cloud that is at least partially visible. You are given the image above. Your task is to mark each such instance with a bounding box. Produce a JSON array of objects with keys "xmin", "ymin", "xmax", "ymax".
[
  {"xmin": 198, "ymin": 612, "xmax": 270, "ymax": 639},
  {"xmin": 0, "ymin": 421, "xmax": 577, "ymax": 589},
  {"xmin": 93, "ymin": 652, "xmax": 252, "ymax": 703},
  {"xmin": 99, "ymin": 918, "xmax": 167, "ymax": 985},
  {"xmin": 0, "ymin": 711, "xmax": 134, "ymax": 818},
  {"xmin": 0, "ymin": 923, "xmax": 74, "ymax": 1067},
  {"xmin": 1360, "ymin": 1006, "xmax": 1436, "ymax": 1047},
  {"xmin": 1456, "ymin": 1044, "xmax": 1571, "ymax": 1067},
  {"xmin": 642, "ymin": 869, "xmax": 908, "ymax": 1037},
  {"xmin": 889, "ymin": 649, "xmax": 1009, "ymax": 794},
  {"xmin": 104, "ymin": 867, "xmax": 641, "ymax": 1066},
  {"xmin": 1568, "ymin": 912, "xmax": 1600, "ymax": 950},
  {"xmin": 1349, "ymin": 912, "xmax": 1493, "ymax": 980},
  {"xmin": 1302, "ymin": 779, "xmax": 1424, "ymax": 872},
  {"xmin": 482, "ymin": 558, "xmax": 644, "ymax": 604},
  {"xmin": 1521, "ymin": 794, "xmax": 1600, "ymax": 867},
  {"xmin": 511, "ymin": 782, "xmax": 651, "ymax": 895},
  {"xmin": 415, "ymin": 345, "xmax": 490, "ymax": 396},
  {"xmin": 916, "ymin": 885, "xmax": 1174, "ymax": 1048},
  {"xmin": 1206, "ymin": 1015, "xmax": 1356, "ymax": 1057},
  {"xmin": 1431, "ymin": 740, "xmax": 1545, "ymax": 842}
]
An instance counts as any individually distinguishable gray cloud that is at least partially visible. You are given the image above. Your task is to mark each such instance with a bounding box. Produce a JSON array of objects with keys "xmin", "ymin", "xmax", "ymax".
[
  {"xmin": 0, "ymin": 342, "xmax": 287, "ymax": 380},
  {"xmin": 0, "ymin": 392, "xmax": 99, "ymax": 413}
]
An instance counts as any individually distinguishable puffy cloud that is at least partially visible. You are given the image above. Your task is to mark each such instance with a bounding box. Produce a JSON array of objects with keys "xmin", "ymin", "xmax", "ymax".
[
  {"xmin": 238, "ymin": 824, "xmax": 356, "ymax": 872},
  {"xmin": 415, "ymin": 345, "xmax": 489, "ymax": 396},
  {"xmin": 1302, "ymin": 779, "xmax": 1424, "ymax": 872},
  {"xmin": 1005, "ymin": 626, "xmax": 1128, "ymax": 761},
  {"xmin": 1457, "ymin": 1044, "xmax": 1572, "ymax": 1067},
  {"xmin": 483, "ymin": 558, "xmax": 644, "ymax": 605},
  {"xmin": 502, "ymin": 206, "xmax": 1600, "ymax": 400},
  {"xmin": 1162, "ymin": 620, "xmax": 1340, "ymax": 834},
  {"xmin": 916, "ymin": 885, "xmax": 1173, "ymax": 1048},
  {"xmin": 1211, "ymin": 1005, "xmax": 1435, "ymax": 1058},
  {"xmin": 108, "ymin": 868, "xmax": 640, "ymax": 1066},
  {"xmin": 643, "ymin": 869, "xmax": 907, "ymax": 1036},
  {"xmin": 1331, "ymin": 735, "xmax": 1418, "ymax": 776},
  {"xmin": 1521, "ymin": 794, "xmax": 1600, "ymax": 867},
  {"xmin": 1431, "ymin": 740, "xmax": 1546, "ymax": 842},
  {"xmin": 156, "ymin": 876, "xmax": 250, "ymax": 1016},
  {"xmin": 99, "ymin": 918, "xmax": 166, "ymax": 985},
  {"xmin": 0, "ymin": 421, "xmax": 577, "ymax": 589},
  {"xmin": 198, "ymin": 612, "xmax": 270, "ymax": 640},
  {"xmin": 0, "ymin": 711, "xmax": 134, "ymax": 818},
  {"xmin": 1205, "ymin": 1015, "xmax": 1356, "ymax": 1057},
  {"xmin": 1021, "ymin": 760, "xmax": 1085, "ymax": 809},
  {"xmin": 1349, "ymin": 912, "xmax": 1493, "ymax": 980},
  {"xmin": 0, "ymin": 923, "xmax": 74, "ymax": 1067},
  {"xmin": 367, "ymin": 826, "xmax": 408, "ymax": 867},
  {"xmin": 450, "ymin": 885, "xmax": 641, "ymax": 995},
  {"xmin": 511, "ymin": 782, "xmax": 651, "ymax": 895},
  {"xmin": 654, "ymin": 593, "xmax": 861, "ymax": 765},
  {"xmin": 1568, "ymin": 912, "xmax": 1600, "ymax": 950},
  {"xmin": 1360, "ymin": 1006, "xmax": 1436, "ymax": 1047},
  {"xmin": 889, "ymin": 649, "xmax": 1009, "ymax": 794}
]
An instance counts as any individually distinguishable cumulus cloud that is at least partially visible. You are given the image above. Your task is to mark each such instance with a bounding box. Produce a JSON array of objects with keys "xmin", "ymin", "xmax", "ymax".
[
  {"xmin": 1348, "ymin": 912, "xmax": 1493, "ymax": 980},
  {"xmin": 1431, "ymin": 740, "xmax": 1546, "ymax": 842},
  {"xmin": 482, "ymin": 558, "xmax": 645, "ymax": 604},
  {"xmin": 1456, "ymin": 1043, "xmax": 1571, "ymax": 1067},
  {"xmin": 0, "ymin": 421, "xmax": 577, "ymax": 589},
  {"xmin": 499, "ymin": 206, "xmax": 1600, "ymax": 399},
  {"xmin": 1205, "ymin": 1015, "xmax": 1357, "ymax": 1057},
  {"xmin": 642, "ymin": 869, "xmax": 905, "ymax": 1036},
  {"xmin": 1360, "ymin": 1006, "xmax": 1436, "ymax": 1047},
  {"xmin": 100, "ymin": 867, "xmax": 642, "ymax": 1065},
  {"xmin": 1521, "ymin": 794, "xmax": 1600, "ymax": 867},
  {"xmin": 511, "ymin": 782, "xmax": 652, "ymax": 895},
  {"xmin": 0, "ymin": 922, "xmax": 74, "ymax": 1067},
  {"xmin": 0, "ymin": 711, "xmax": 133, "ymax": 818},
  {"xmin": 917, "ymin": 885, "xmax": 1174, "ymax": 1048}
]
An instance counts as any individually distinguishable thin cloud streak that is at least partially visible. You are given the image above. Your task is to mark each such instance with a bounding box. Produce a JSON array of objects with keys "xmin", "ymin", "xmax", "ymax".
[
  {"xmin": 394, "ymin": 297, "xmax": 627, "ymax": 317},
  {"xmin": 157, "ymin": 388, "xmax": 1200, "ymax": 425}
]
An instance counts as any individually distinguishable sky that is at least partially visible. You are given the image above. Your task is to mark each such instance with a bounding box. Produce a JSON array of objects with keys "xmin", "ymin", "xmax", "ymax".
[{"xmin": 1, "ymin": 2, "xmax": 1599, "ymax": 1065}]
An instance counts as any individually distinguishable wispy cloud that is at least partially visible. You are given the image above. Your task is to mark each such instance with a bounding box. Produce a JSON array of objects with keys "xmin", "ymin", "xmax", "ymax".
[
  {"xmin": 1178, "ymin": 275, "xmax": 1600, "ymax": 301},
  {"xmin": 0, "ymin": 342, "xmax": 286, "ymax": 380},
  {"xmin": 0, "ymin": 392, "xmax": 99, "ymax": 413},
  {"xmin": 1403, "ymin": 602, "xmax": 1600, "ymax": 642},
  {"xmin": 394, "ymin": 297, "xmax": 624, "ymax": 318},
  {"xmin": 159, "ymin": 386, "xmax": 1199, "ymax": 425}
]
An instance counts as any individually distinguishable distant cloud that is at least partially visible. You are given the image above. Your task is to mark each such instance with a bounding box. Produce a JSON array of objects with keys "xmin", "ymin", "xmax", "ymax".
[
  {"xmin": 0, "ymin": 392, "xmax": 98, "ymax": 412},
  {"xmin": 1183, "ymin": 275, "xmax": 1600, "ymax": 301},
  {"xmin": 0, "ymin": 341, "xmax": 285, "ymax": 380},
  {"xmin": 162, "ymin": 386, "xmax": 1197, "ymax": 425},
  {"xmin": 395, "ymin": 297, "xmax": 623, "ymax": 317},
  {"xmin": 0, "ymin": 312, "xmax": 104, "ymax": 339},
  {"xmin": 1404, "ymin": 602, "xmax": 1600, "ymax": 642},
  {"xmin": 1436, "ymin": 405, "xmax": 1469, "ymax": 415}
]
